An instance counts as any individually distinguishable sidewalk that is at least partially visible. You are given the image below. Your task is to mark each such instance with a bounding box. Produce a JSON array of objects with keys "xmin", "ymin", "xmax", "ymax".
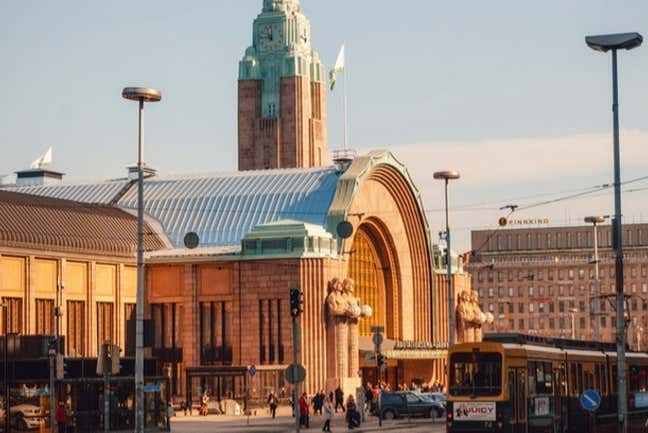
[{"xmin": 171, "ymin": 405, "xmax": 445, "ymax": 433}]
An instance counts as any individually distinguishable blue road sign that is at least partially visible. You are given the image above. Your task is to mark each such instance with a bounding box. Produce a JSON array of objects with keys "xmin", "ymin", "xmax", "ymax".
[
  {"xmin": 580, "ymin": 389, "xmax": 601, "ymax": 412},
  {"xmin": 249, "ymin": 365, "xmax": 257, "ymax": 376},
  {"xmin": 143, "ymin": 384, "xmax": 161, "ymax": 393}
]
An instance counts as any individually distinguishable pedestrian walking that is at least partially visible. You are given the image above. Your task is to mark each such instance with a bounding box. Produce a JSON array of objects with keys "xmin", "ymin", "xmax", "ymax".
[
  {"xmin": 364, "ymin": 383, "xmax": 373, "ymax": 413},
  {"xmin": 55, "ymin": 401, "xmax": 67, "ymax": 433},
  {"xmin": 345, "ymin": 395, "xmax": 360, "ymax": 430},
  {"xmin": 313, "ymin": 390, "xmax": 324, "ymax": 415},
  {"xmin": 322, "ymin": 397, "xmax": 333, "ymax": 432},
  {"xmin": 200, "ymin": 392, "xmax": 210, "ymax": 416},
  {"xmin": 334, "ymin": 386, "xmax": 345, "ymax": 413},
  {"xmin": 299, "ymin": 392, "xmax": 310, "ymax": 428},
  {"xmin": 268, "ymin": 390, "xmax": 279, "ymax": 419}
]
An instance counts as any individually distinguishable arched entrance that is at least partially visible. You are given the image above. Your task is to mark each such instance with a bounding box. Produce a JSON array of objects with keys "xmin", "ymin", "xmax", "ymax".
[{"xmin": 347, "ymin": 219, "xmax": 401, "ymax": 339}]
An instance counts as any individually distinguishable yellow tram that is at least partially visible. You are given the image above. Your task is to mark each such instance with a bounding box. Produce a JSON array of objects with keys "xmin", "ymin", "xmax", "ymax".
[{"xmin": 446, "ymin": 334, "xmax": 648, "ymax": 433}]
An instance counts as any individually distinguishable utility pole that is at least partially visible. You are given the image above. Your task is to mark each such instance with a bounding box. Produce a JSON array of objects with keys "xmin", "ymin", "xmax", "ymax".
[
  {"xmin": 290, "ymin": 286, "xmax": 304, "ymax": 433},
  {"xmin": 585, "ymin": 216, "xmax": 606, "ymax": 341},
  {"xmin": 2, "ymin": 303, "xmax": 10, "ymax": 433},
  {"xmin": 122, "ymin": 87, "xmax": 161, "ymax": 433},
  {"xmin": 585, "ymin": 32, "xmax": 643, "ymax": 433},
  {"xmin": 48, "ymin": 342, "xmax": 56, "ymax": 433},
  {"xmin": 371, "ymin": 326, "xmax": 385, "ymax": 427}
]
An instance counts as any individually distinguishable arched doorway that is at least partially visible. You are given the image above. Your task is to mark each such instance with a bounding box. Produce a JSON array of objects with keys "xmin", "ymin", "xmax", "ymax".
[{"xmin": 347, "ymin": 220, "xmax": 400, "ymax": 339}]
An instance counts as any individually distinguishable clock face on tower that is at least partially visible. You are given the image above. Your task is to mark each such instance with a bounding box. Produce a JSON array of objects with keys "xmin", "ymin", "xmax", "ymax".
[{"xmin": 258, "ymin": 24, "xmax": 283, "ymax": 52}]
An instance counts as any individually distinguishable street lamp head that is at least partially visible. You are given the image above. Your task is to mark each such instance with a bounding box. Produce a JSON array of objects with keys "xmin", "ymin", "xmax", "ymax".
[
  {"xmin": 585, "ymin": 33, "xmax": 643, "ymax": 52},
  {"xmin": 584, "ymin": 216, "xmax": 607, "ymax": 224},
  {"xmin": 568, "ymin": 308, "xmax": 579, "ymax": 314},
  {"xmin": 433, "ymin": 170, "xmax": 460, "ymax": 181},
  {"xmin": 122, "ymin": 87, "xmax": 162, "ymax": 102}
]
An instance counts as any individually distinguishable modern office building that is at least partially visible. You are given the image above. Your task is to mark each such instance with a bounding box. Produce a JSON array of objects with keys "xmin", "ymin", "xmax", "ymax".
[{"xmin": 466, "ymin": 223, "xmax": 648, "ymax": 350}]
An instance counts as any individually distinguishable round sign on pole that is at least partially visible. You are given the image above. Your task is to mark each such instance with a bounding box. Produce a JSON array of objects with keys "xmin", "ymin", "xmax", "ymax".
[
  {"xmin": 285, "ymin": 364, "xmax": 306, "ymax": 384},
  {"xmin": 336, "ymin": 221, "xmax": 354, "ymax": 239},
  {"xmin": 372, "ymin": 333, "xmax": 384, "ymax": 346},
  {"xmin": 184, "ymin": 232, "xmax": 200, "ymax": 249},
  {"xmin": 580, "ymin": 389, "xmax": 601, "ymax": 412},
  {"xmin": 248, "ymin": 365, "xmax": 257, "ymax": 376}
]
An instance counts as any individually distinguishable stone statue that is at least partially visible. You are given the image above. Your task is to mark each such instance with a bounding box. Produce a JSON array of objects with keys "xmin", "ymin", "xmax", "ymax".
[
  {"xmin": 455, "ymin": 290, "xmax": 470, "ymax": 343},
  {"xmin": 454, "ymin": 290, "xmax": 493, "ymax": 343},
  {"xmin": 325, "ymin": 277, "xmax": 372, "ymax": 387}
]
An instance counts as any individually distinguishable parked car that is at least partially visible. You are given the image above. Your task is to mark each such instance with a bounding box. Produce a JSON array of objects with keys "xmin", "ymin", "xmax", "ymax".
[
  {"xmin": 420, "ymin": 392, "xmax": 446, "ymax": 408},
  {"xmin": 376, "ymin": 391, "xmax": 445, "ymax": 420},
  {"xmin": 10, "ymin": 404, "xmax": 45, "ymax": 431}
]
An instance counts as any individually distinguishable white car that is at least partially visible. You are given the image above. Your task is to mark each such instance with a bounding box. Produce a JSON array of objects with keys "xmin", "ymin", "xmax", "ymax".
[{"xmin": 10, "ymin": 404, "xmax": 45, "ymax": 431}]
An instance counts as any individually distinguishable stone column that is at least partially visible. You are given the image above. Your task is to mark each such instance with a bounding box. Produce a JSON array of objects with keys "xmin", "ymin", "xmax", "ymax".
[
  {"xmin": 335, "ymin": 317, "xmax": 348, "ymax": 379},
  {"xmin": 347, "ymin": 319, "xmax": 359, "ymax": 377}
]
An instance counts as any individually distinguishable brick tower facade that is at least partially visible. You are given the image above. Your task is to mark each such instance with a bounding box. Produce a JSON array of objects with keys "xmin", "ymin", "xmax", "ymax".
[{"xmin": 238, "ymin": 0, "xmax": 328, "ymax": 170}]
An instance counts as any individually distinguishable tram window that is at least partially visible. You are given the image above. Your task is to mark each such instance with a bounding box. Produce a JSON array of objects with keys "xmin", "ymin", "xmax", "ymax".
[
  {"xmin": 584, "ymin": 371, "xmax": 594, "ymax": 390},
  {"xmin": 570, "ymin": 363, "xmax": 578, "ymax": 395},
  {"xmin": 577, "ymin": 364, "xmax": 583, "ymax": 393},
  {"xmin": 600, "ymin": 365, "xmax": 607, "ymax": 395},
  {"xmin": 449, "ymin": 352, "xmax": 502, "ymax": 397},
  {"xmin": 528, "ymin": 362, "xmax": 553, "ymax": 395},
  {"xmin": 611, "ymin": 366, "xmax": 618, "ymax": 394},
  {"xmin": 594, "ymin": 365, "xmax": 601, "ymax": 392}
]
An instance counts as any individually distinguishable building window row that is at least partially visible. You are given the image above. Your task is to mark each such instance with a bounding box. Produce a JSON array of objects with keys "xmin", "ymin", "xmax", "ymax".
[{"xmin": 487, "ymin": 227, "xmax": 647, "ymax": 252}]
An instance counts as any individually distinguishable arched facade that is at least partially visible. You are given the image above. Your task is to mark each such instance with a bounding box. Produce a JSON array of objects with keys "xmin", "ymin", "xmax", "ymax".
[
  {"xmin": 347, "ymin": 218, "xmax": 401, "ymax": 338},
  {"xmin": 328, "ymin": 151, "xmax": 434, "ymax": 342}
]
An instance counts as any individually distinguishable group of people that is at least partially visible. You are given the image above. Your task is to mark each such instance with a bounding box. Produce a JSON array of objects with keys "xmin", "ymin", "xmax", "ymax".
[{"xmin": 273, "ymin": 385, "xmax": 364, "ymax": 431}]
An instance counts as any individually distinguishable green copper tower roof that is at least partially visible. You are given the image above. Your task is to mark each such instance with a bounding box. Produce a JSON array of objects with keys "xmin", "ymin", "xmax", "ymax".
[{"xmin": 239, "ymin": 0, "xmax": 325, "ymax": 118}]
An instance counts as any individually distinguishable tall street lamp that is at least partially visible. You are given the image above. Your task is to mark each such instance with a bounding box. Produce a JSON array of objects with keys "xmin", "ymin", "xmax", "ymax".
[
  {"xmin": 568, "ymin": 308, "xmax": 579, "ymax": 340},
  {"xmin": 2, "ymin": 302, "xmax": 9, "ymax": 433},
  {"xmin": 122, "ymin": 87, "xmax": 162, "ymax": 433},
  {"xmin": 433, "ymin": 170, "xmax": 460, "ymax": 347},
  {"xmin": 586, "ymin": 31, "xmax": 643, "ymax": 433},
  {"xmin": 585, "ymin": 215, "xmax": 607, "ymax": 341}
]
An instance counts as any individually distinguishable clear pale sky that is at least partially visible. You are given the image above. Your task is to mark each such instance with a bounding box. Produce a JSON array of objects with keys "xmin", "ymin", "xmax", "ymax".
[{"xmin": 1, "ymin": 0, "xmax": 647, "ymax": 252}]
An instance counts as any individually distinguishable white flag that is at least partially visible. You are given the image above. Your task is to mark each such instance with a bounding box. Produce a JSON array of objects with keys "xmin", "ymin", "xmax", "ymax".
[
  {"xmin": 329, "ymin": 44, "xmax": 345, "ymax": 91},
  {"xmin": 30, "ymin": 146, "xmax": 53, "ymax": 169}
]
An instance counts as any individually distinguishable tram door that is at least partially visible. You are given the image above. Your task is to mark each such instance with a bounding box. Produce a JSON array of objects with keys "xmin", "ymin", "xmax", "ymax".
[{"xmin": 508, "ymin": 368, "xmax": 528, "ymax": 433}]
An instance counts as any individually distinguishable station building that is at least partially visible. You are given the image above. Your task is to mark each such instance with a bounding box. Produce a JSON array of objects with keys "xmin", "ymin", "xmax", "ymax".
[{"xmin": 2, "ymin": 0, "xmax": 453, "ymax": 402}]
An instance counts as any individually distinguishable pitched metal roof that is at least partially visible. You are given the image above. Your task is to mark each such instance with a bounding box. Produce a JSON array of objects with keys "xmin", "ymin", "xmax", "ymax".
[
  {"xmin": 117, "ymin": 167, "xmax": 340, "ymax": 248},
  {"xmin": 2, "ymin": 179, "xmax": 131, "ymax": 204},
  {"xmin": 0, "ymin": 190, "xmax": 170, "ymax": 257},
  {"xmin": 3, "ymin": 167, "xmax": 341, "ymax": 249}
]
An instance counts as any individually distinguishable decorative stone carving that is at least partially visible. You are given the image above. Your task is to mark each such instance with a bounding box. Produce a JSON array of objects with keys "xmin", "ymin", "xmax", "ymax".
[
  {"xmin": 455, "ymin": 289, "xmax": 493, "ymax": 343},
  {"xmin": 325, "ymin": 277, "xmax": 372, "ymax": 383}
]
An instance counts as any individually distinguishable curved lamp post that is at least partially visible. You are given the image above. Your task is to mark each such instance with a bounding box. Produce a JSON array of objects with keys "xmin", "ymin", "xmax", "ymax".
[
  {"xmin": 585, "ymin": 32, "xmax": 642, "ymax": 433},
  {"xmin": 433, "ymin": 170, "xmax": 460, "ymax": 347},
  {"xmin": 122, "ymin": 87, "xmax": 161, "ymax": 433}
]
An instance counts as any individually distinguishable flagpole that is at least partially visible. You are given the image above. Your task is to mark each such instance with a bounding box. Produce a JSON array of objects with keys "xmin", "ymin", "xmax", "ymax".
[{"xmin": 342, "ymin": 42, "xmax": 348, "ymax": 151}]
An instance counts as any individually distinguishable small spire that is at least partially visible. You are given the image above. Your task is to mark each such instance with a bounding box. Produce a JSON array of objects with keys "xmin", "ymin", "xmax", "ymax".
[{"xmin": 263, "ymin": 0, "xmax": 300, "ymax": 13}]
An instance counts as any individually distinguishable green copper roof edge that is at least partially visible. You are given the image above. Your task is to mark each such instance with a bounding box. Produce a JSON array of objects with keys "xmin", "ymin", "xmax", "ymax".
[{"xmin": 326, "ymin": 149, "xmax": 434, "ymax": 272}]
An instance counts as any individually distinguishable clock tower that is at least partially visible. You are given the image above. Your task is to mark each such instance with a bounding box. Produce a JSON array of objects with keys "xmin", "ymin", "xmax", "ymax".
[{"xmin": 238, "ymin": 0, "xmax": 327, "ymax": 170}]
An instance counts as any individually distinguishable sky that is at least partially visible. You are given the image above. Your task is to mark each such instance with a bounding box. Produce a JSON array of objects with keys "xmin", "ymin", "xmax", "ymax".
[{"xmin": 1, "ymin": 0, "xmax": 648, "ymax": 253}]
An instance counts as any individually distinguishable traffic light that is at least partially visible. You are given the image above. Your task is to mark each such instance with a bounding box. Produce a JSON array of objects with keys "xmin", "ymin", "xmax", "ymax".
[{"xmin": 290, "ymin": 287, "xmax": 304, "ymax": 318}]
